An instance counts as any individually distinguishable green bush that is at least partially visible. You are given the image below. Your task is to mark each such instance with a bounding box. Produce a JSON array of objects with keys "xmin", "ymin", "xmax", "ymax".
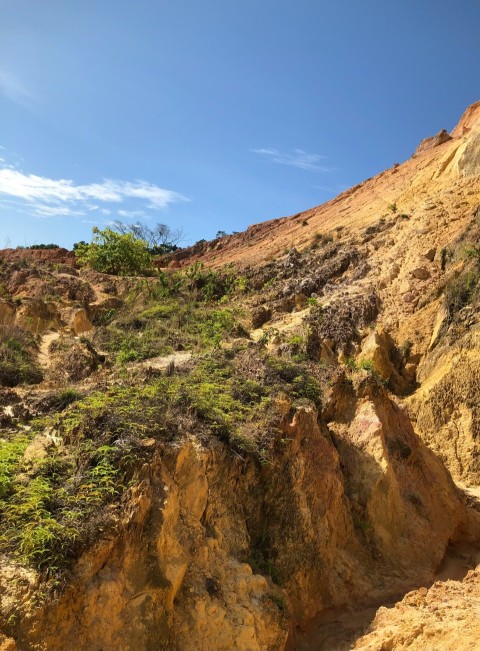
[
  {"xmin": 185, "ymin": 262, "xmax": 247, "ymax": 301},
  {"xmin": 444, "ymin": 270, "xmax": 478, "ymax": 321},
  {"xmin": 0, "ymin": 326, "xmax": 43, "ymax": 387},
  {"xmin": 50, "ymin": 388, "xmax": 83, "ymax": 410},
  {"xmin": 75, "ymin": 227, "xmax": 152, "ymax": 276}
]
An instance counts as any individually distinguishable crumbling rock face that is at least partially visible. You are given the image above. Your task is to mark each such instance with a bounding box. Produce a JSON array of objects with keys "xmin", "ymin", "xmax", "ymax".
[
  {"xmin": 15, "ymin": 300, "xmax": 62, "ymax": 335},
  {"xmin": 281, "ymin": 247, "xmax": 360, "ymax": 299},
  {"xmin": 357, "ymin": 328, "xmax": 415, "ymax": 394},
  {"xmin": 2, "ymin": 442, "xmax": 288, "ymax": 651},
  {"xmin": 3, "ymin": 386, "xmax": 477, "ymax": 651},
  {"xmin": 408, "ymin": 330, "xmax": 480, "ymax": 485},
  {"xmin": 450, "ymin": 99, "xmax": 480, "ymax": 138},
  {"xmin": 306, "ymin": 291, "xmax": 379, "ymax": 355},
  {"xmin": 457, "ymin": 127, "xmax": 480, "ymax": 176},
  {"xmin": 328, "ymin": 392, "xmax": 473, "ymax": 582}
]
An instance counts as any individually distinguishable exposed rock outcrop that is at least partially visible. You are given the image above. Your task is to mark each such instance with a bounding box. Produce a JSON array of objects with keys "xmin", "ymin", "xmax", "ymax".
[
  {"xmin": 2, "ymin": 386, "xmax": 478, "ymax": 651},
  {"xmin": 414, "ymin": 129, "xmax": 452, "ymax": 156}
]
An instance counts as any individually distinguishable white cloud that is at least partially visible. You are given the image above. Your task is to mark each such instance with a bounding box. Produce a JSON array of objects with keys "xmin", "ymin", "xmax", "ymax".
[
  {"xmin": 32, "ymin": 205, "xmax": 85, "ymax": 217},
  {"xmin": 0, "ymin": 70, "xmax": 33, "ymax": 109},
  {"xmin": 251, "ymin": 147, "xmax": 332, "ymax": 172},
  {"xmin": 0, "ymin": 166, "xmax": 189, "ymax": 219},
  {"xmin": 118, "ymin": 209, "xmax": 146, "ymax": 219}
]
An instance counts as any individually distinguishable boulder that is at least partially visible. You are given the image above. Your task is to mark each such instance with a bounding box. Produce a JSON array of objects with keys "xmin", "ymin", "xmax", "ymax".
[
  {"xmin": 358, "ymin": 329, "xmax": 396, "ymax": 383},
  {"xmin": 357, "ymin": 328, "xmax": 412, "ymax": 393},
  {"xmin": 72, "ymin": 308, "xmax": 93, "ymax": 335},
  {"xmin": 423, "ymin": 247, "xmax": 436, "ymax": 262},
  {"xmin": 251, "ymin": 305, "xmax": 272, "ymax": 329},
  {"xmin": 411, "ymin": 267, "xmax": 431, "ymax": 280}
]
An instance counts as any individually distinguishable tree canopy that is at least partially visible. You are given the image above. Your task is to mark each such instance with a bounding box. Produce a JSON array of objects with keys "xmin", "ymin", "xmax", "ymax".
[
  {"xmin": 75, "ymin": 227, "xmax": 152, "ymax": 275},
  {"xmin": 112, "ymin": 220, "xmax": 183, "ymax": 255}
]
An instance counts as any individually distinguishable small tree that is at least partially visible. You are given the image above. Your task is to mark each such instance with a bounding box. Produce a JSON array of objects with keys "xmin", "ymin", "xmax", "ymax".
[
  {"xmin": 112, "ymin": 220, "xmax": 183, "ymax": 254},
  {"xmin": 75, "ymin": 227, "xmax": 152, "ymax": 275}
]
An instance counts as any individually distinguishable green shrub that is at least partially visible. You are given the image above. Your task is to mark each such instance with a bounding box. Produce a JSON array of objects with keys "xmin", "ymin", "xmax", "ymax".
[
  {"xmin": 50, "ymin": 388, "xmax": 82, "ymax": 410},
  {"xmin": 466, "ymin": 245, "xmax": 480, "ymax": 260},
  {"xmin": 75, "ymin": 227, "xmax": 152, "ymax": 276},
  {"xmin": 0, "ymin": 326, "xmax": 43, "ymax": 387},
  {"xmin": 358, "ymin": 359, "xmax": 374, "ymax": 371},
  {"xmin": 266, "ymin": 356, "xmax": 322, "ymax": 406},
  {"xmin": 444, "ymin": 271, "xmax": 478, "ymax": 321},
  {"xmin": 0, "ymin": 434, "xmax": 30, "ymax": 500},
  {"xmin": 185, "ymin": 262, "xmax": 247, "ymax": 301}
]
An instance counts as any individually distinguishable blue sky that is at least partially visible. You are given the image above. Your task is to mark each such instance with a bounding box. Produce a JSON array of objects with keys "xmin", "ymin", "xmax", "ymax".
[{"xmin": 1, "ymin": 0, "xmax": 479, "ymax": 249}]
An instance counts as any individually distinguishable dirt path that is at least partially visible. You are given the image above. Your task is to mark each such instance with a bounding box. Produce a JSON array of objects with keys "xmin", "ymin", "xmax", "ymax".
[
  {"xmin": 38, "ymin": 331, "xmax": 60, "ymax": 368},
  {"xmin": 130, "ymin": 351, "xmax": 193, "ymax": 372}
]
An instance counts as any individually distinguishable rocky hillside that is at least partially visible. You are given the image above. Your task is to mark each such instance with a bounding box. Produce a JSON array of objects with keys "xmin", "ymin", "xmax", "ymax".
[{"xmin": 0, "ymin": 101, "xmax": 480, "ymax": 651}]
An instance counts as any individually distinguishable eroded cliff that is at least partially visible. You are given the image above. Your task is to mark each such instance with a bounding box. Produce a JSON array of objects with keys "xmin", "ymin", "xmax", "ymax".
[{"xmin": 1, "ymin": 101, "xmax": 480, "ymax": 650}]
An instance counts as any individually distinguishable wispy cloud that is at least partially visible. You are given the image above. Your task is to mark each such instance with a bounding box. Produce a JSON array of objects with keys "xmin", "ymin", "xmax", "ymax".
[
  {"xmin": 118, "ymin": 209, "xmax": 146, "ymax": 219},
  {"xmin": 0, "ymin": 163, "xmax": 189, "ymax": 219},
  {"xmin": 0, "ymin": 70, "xmax": 34, "ymax": 109},
  {"xmin": 251, "ymin": 148, "xmax": 332, "ymax": 172},
  {"xmin": 33, "ymin": 205, "xmax": 86, "ymax": 218}
]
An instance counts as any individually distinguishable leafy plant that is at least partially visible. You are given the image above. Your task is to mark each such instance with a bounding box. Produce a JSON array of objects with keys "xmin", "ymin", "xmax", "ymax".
[
  {"xmin": 50, "ymin": 388, "xmax": 83, "ymax": 410},
  {"xmin": 112, "ymin": 220, "xmax": 183, "ymax": 255},
  {"xmin": 0, "ymin": 325, "xmax": 43, "ymax": 387},
  {"xmin": 465, "ymin": 245, "xmax": 480, "ymax": 260},
  {"xmin": 75, "ymin": 227, "xmax": 152, "ymax": 276},
  {"xmin": 444, "ymin": 270, "xmax": 478, "ymax": 321}
]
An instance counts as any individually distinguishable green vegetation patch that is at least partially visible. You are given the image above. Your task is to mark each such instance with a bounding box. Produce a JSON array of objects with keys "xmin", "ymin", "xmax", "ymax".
[
  {"xmin": 99, "ymin": 301, "xmax": 246, "ymax": 364},
  {"xmin": 94, "ymin": 263, "xmax": 249, "ymax": 364},
  {"xmin": 0, "ymin": 326, "xmax": 43, "ymax": 387},
  {"xmin": 0, "ymin": 344, "xmax": 325, "ymax": 575},
  {"xmin": 0, "ymin": 422, "xmax": 140, "ymax": 573},
  {"xmin": 75, "ymin": 227, "xmax": 152, "ymax": 276},
  {"xmin": 445, "ymin": 269, "xmax": 479, "ymax": 322}
]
